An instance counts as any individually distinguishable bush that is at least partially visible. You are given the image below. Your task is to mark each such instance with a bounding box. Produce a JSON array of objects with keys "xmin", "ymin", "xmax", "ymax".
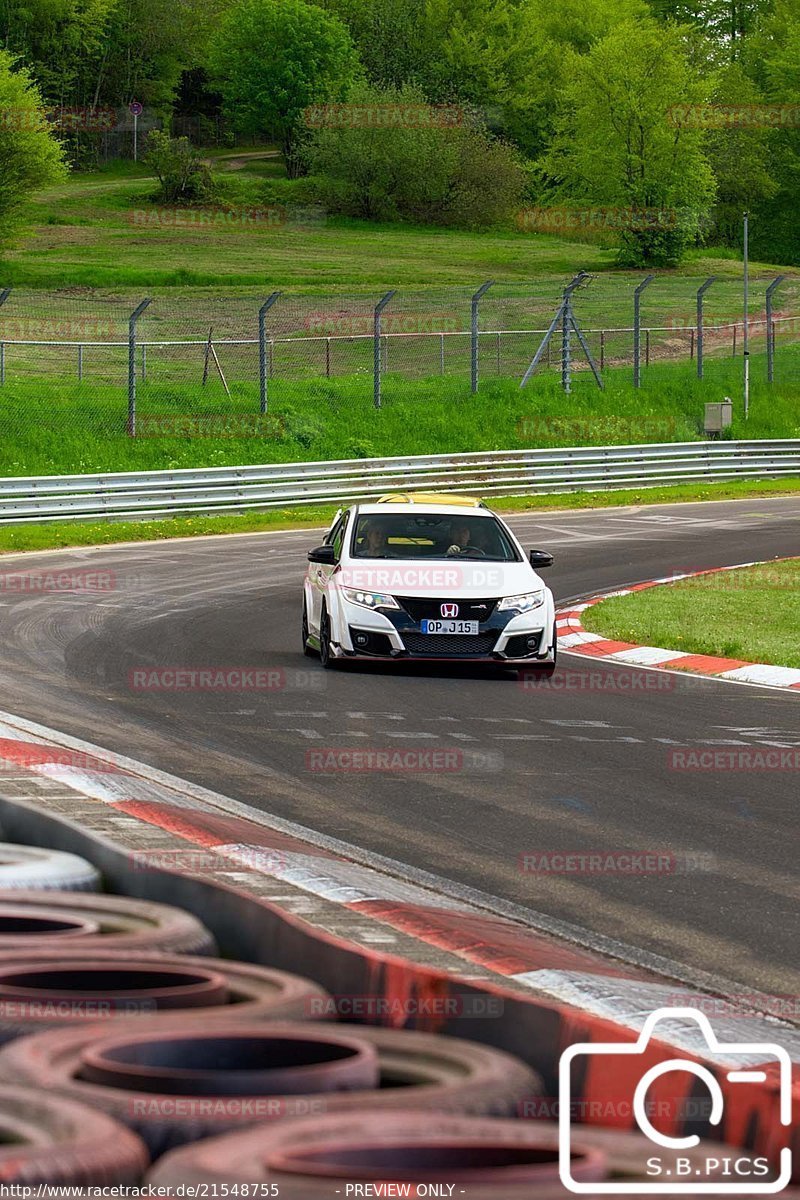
[
  {"xmin": 306, "ymin": 85, "xmax": 526, "ymax": 229},
  {"xmin": 144, "ymin": 131, "xmax": 213, "ymax": 204},
  {"xmin": 0, "ymin": 51, "xmax": 66, "ymax": 247}
]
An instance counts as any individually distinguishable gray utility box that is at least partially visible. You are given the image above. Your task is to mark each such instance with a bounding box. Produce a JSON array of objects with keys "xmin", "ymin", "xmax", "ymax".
[{"xmin": 704, "ymin": 400, "xmax": 733, "ymax": 435}]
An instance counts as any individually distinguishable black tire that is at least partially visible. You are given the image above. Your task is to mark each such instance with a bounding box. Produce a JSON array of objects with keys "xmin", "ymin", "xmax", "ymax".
[
  {"xmin": 0, "ymin": 1020, "xmax": 542, "ymax": 1157},
  {"xmin": 318, "ymin": 603, "xmax": 334, "ymax": 670},
  {"xmin": 149, "ymin": 1112, "xmax": 604, "ymax": 1195},
  {"xmin": 301, "ymin": 598, "xmax": 315, "ymax": 657},
  {"xmin": 0, "ymin": 949, "xmax": 332, "ymax": 1043},
  {"xmin": 0, "ymin": 1086, "xmax": 148, "ymax": 1185},
  {"xmin": 0, "ymin": 892, "xmax": 216, "ymax": 956}
]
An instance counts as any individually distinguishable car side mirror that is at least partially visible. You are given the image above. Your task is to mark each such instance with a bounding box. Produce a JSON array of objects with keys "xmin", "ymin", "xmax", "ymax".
[
  {"xmin": 308, "ymin": 545, "xmax": 337, "ymax": 565},
  {"xmin": 529, "ymin": 549, "xmax": 554, "ymax": 569}
]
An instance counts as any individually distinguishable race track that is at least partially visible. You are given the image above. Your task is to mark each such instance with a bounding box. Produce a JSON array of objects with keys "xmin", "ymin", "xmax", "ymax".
[{"xmin": 0, "ymin": 495, "xmax": 797, "ymax": 996}]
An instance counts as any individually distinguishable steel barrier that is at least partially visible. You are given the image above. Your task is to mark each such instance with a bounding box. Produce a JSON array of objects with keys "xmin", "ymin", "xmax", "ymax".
[{"xmin": 0, "ymin": 440, "xmax": 797, "ymax": 524}]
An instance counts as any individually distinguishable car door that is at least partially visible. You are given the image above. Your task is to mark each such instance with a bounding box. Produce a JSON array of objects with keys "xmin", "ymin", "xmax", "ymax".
[{"xmin": 308, "ymin": 509, "xmax": 348, "ymax": 634}]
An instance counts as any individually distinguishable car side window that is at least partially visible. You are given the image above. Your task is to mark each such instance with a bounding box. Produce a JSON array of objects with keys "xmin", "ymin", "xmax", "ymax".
[{"xmin": 328, "ymin": 511, "xmax": 349, "ymax": 560}]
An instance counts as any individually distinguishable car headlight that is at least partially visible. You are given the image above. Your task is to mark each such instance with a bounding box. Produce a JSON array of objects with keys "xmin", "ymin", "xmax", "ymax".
[
  {"xmin": 340, "ymin": 587, "xmax": 399, "ymax": 611},
  {"xmin": 498, "ymin": 590, "xmax": 545, "ymax": 613}
]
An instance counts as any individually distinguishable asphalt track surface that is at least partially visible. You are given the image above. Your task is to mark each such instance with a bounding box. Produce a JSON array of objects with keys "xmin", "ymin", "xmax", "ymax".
[{"xmin": 0, "ymin": 496, "xmax": 797, "ymax": 996}]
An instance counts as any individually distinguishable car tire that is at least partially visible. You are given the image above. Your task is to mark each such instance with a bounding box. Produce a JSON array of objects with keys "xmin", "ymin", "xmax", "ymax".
[
  {"xmin": 318, "ymin": 603, "xmax": 335, "ymax": 670},
  {"xmin": 0, "ymin": 1086, "xmax": 149, "ymax": 1186},
  {"xmin": 301, "ymin": 598, "xmax": 314, "ymax": 657},
  {"xmin": 0, "ymin": 843, "xmax": 100, "ymax": 893},
  {"xmin": 148, "ymin": 1112, "xmax": 605, "ymax": 1194},
  {"xmin": 0, "ymin": 892, "xmax": 216, "ymax": 956},
  {"xmin": 0, "ymin": 949, "xmax": 333, "ymax": 1043},
  {"xmin": 0, "ymin": 1020, "xmax": 542, "ymax": 1156},
  {"xmin": 148, "ymin": 1115, "xmax": 762, "ymax": 1196}
]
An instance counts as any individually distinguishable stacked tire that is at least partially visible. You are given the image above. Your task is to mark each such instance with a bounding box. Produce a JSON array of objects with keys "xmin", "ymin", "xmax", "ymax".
[{"xmin": 0, "ymin": 1020, "xmax": 543, "ymax": 1157}]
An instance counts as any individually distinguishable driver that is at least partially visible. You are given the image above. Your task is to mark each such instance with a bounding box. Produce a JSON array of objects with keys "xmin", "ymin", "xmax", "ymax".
[
  {"xmin": 360, "ymin": 521, "xmax": 390, "ymax": 557},
  {"xmin": 446, "ymin": 520, "xmax": 481, "ymax": 555}
]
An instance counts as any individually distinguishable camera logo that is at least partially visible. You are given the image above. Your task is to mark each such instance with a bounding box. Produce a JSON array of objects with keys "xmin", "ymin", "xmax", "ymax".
[{"xmin": 559, "ymin": 1007, "xmax": 792, "ymax": 1194}]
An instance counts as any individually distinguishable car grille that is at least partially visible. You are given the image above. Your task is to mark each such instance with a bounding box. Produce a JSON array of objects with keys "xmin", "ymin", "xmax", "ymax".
[
  {"xmin": 397, "ymin": 597, "xmax": 498, "ymax": 621},
  {"xmin": 401, "ymin": 632, "xmax": 500, "ymax": 657}
]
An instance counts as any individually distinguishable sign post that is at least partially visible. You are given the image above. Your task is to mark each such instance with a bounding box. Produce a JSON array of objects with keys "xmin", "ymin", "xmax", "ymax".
[{"xmin": 129, "ymin": 100, "xmax": 143, "ymax": 161}]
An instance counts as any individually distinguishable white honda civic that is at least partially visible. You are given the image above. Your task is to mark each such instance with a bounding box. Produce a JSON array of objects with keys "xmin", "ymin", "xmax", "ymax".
[{"xmin": 302, "ymin": 493, "xmax": 557, "ymax": 673}]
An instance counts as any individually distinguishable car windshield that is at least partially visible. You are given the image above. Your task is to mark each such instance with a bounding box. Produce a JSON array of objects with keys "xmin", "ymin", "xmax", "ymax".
[{"xmin": 351, "ymin": 513, "xmax": 519, "ymax": 561}]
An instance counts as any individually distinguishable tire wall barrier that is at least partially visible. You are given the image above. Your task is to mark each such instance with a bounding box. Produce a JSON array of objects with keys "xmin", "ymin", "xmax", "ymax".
[{"xmin": 0, "ymin": 792, "xmax": 793, "ymax": 1179}]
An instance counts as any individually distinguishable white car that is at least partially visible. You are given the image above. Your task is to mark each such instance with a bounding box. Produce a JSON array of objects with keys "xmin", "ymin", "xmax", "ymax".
[{"xmin": 302, "ymin": 494, "xmax": 557, "ymax": 673}]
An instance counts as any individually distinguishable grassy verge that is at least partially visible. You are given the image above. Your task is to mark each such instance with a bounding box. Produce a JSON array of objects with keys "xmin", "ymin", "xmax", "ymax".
[
  {"xmin": 1, "ymin": 348, "xmax": 799, "ymax": 477},
  {"xmin": 583, "ymin": 558, "xmax": 800, "ymax": 669},
  {"xmin": 4, "ymin": 161, "xmax": 799, "ymax": 290},
  {"xmin": 0, "ymin": 477, "xmax": 798, "ymax": 556}
]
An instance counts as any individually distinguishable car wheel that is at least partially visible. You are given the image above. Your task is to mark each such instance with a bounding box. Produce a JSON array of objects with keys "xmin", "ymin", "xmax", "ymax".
[
  {"xmin": 318, "ymin": 604, "xmax": 335, "ymax": 670},
  {"xmin": 301, "ymin": 599, "xmax": 314, "ymax": 657}
]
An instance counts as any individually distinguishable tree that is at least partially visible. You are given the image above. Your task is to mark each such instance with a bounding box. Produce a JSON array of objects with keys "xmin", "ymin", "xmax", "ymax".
[
  {"xmin": 207, "ymin": 0, "xmax": 360, "ymax": 174},
  {"xmin": 0, "ymin": 50, "xmax": 67, "ymax": 247},
  {"xmin": 144, "ymin": 130, "xmax": 212, "ymax": 202},
  {"xmin": 703, "ymin": 62, "xmax": 777, "ymax": 245},
  {"xmin": 538, "ymin": 18, "xmax": 716, "ymax": 265},
  {"xmin": 306, "ymin": 83, "xmax": 526, "ymax": 228}
]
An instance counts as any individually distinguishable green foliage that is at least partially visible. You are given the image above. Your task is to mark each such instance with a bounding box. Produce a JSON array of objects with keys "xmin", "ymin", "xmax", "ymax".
[
  {"xmin": 207, "ymin": 0, "xmax": 360, "ymax": 173},
  {"xmin": 538, "ymin": 19, "xmax": 716, "ymax": 266},
  {"xmin": 144, "ymin": 130, "xmax": 212, "ymax": 202},
  {"xmin": 306, "ymin": 84, "xmax": 526, "ymax": 228},
  {"xmin": 0, "ymin": 50, "xmax": 66, "ymax": 246}
]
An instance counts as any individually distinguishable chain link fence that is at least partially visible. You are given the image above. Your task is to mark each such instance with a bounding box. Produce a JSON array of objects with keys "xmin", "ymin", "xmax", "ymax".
[{"xmin": 0, "ymin": 276, "xmax": 798, "ymax": 442}]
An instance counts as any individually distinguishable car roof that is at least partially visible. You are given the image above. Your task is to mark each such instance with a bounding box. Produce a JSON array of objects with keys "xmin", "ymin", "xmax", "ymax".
[
  {"xmin": 376, "ymin": 492, "xmax": 485, "ymax": 508},
  {"xmin": 357, "ymin": 501, "xmax": 495, "ymax": 517}
]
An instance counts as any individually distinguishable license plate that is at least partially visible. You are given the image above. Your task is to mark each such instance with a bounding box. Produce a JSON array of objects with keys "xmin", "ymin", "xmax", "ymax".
[{"xmin": 420, "ymin": 619, "xmax": 479, "ymax": 635}]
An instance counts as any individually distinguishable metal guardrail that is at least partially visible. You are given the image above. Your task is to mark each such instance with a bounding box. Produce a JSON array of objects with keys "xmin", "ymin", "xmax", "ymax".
[{"xmin": 0, "ymin": 440, "xmax": 797, "ymax": 524}]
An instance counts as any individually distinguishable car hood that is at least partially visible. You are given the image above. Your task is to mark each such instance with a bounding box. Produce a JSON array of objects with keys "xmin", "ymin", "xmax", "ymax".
[{"xmin": 338, "ymin": 558, "xmax": 543, "ymax": 599}]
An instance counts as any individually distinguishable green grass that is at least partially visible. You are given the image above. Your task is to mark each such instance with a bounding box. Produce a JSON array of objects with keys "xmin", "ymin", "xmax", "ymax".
[
  {"xmin": 583, "ymin": 559, "xmax": 800, "ymax": 669},
  {"xmin": 3, "ymin": 159, "xmax": 800, "ymax": 295},
  {"xmin": 0, "ymin": 346, "xmax": 798, "ymax": 477},
  {"xmin": 0, "ymin": 478, "xmax": 798, "ymax": 557}
]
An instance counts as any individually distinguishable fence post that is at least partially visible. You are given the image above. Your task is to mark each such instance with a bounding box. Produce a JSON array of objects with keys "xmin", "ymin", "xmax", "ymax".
[
  {"xmin": 470, "ymin": 280, "xmax": 493, "ymax": 394},
  {"xmin": 326, "ymin": 337, "xmax": 331, "ymax": 378},
  {"xmin": 732, "ymin": 324, "xmax": 737, "ymax": 357},
  {"xmin": 696, "ymin": 276, "xmax": 717, "ymax": 381},
  {"xmin": 600, "ymin": 330, "xmax": 605, "ymax": 370},
  {"xmin": 440, "ymin": 332, "xmax": 445, "ymax": 375},
  {"xmin": 633, "ymin": 275, "xmax": 654, "ymax": 388},
  {"xmin": 562, "ymin": 294, "xmax": 571, "ymax": 393},
  {"xmin": 259, "ymin": 292, "xmax": 281, "ymax": 414},
  {"xmin": 765, "ymin": 274, "xmax": 785, "ymax": 384},
  {"xmin": 78, "ymin": 345, "xmax": 83, "ymax": 381},
  {"xmin": 0, "ymin": 289, "xmax": 11, "ymax": 386},
  {"xmin": 373, "ymin": 291, "xmax": 395, "ymax": 409},
  {"xmin": 127, "ymin": 298, "xmax": 152, "ymax": 437}
]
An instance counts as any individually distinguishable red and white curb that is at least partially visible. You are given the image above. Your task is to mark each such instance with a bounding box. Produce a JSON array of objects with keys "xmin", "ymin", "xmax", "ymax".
[
  {"xmin": 557, "ymin": 560, "xmax": 800, "ymax": 691},
  {"xmin": 0, "ymin": 706, "xmax": 797, "ymax": 1175},
  {"xmin": 0, "ymin": 708, "xmax": 797, "ymax": 1049}
]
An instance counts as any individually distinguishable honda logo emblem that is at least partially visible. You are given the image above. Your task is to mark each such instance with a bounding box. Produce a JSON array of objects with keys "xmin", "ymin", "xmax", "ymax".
[{"xmin": 440, "ymin": 603, "xmax": 459, "ymax": 618}]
